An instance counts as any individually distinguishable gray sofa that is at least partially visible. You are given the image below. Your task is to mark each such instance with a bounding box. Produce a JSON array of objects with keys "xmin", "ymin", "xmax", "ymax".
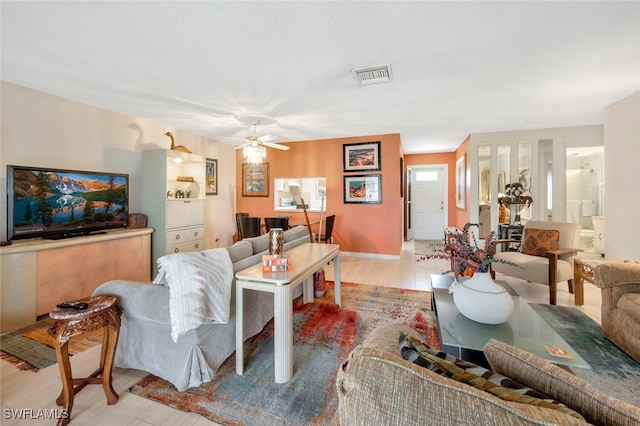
[{"xmin": 93, "ymin": 225, "xmax": 310, "ymax": 391}]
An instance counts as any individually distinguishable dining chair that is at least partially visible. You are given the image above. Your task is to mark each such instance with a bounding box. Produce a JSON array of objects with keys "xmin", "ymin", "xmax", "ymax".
[
  {"xmin": 315, "ymin": 215, "xmax": 335, "ymax": 243},
  {"xmin": 264, "ymin": 216, "xmax": 290, "ymax": 233},
  {"xmin": 235, "ymin": 212, "xmax": 249, "ymax": 240},
  {"xmin": 239, "ymin": 217, "xmax": 262, "ymax": 239}
]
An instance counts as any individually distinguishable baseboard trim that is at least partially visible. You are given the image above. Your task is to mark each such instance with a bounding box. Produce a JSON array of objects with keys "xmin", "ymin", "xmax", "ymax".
[{"xmin": 339, "ymin": 251, "xmax": 401, "ymax": 261}]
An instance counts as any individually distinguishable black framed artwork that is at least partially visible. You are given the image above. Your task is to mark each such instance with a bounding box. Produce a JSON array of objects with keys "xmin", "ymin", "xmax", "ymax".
[
  {"xmin": 343, "ymin": 141, "xmax": 381, "ymax": 172},
  {"xmin": 343, "ymin": 174, "xmax": 381, "ymax": 204}
]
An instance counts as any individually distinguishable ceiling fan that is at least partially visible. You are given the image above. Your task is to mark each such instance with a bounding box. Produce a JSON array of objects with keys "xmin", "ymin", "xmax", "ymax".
[
  {"xmin": 234, "ymin": 120, "xmax": 290, "ymax": 152},
  {"xmin": 234, "ymin": 118, "xmax": 289, "ymax": 165}
]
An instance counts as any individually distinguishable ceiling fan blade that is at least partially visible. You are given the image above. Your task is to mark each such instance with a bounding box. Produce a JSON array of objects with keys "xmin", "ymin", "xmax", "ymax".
[
  {"xmin": 257, "ymin": 134, "xmax": 277, "ymax": 142},
  {"xmin": 234, "ymin": 142, "xmax": 251, "ymax": 150},
  {"xmin": 263, "ymin": 141, "xmax": 290, "ymax": 151},
  {"xmin": 209, "ymin": 134, "xmax": 248, "ymax": 144}
]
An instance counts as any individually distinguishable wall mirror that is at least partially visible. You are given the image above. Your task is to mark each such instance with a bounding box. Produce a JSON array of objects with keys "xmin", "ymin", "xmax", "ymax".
[
  {"xmin": 478, "ymin": 144, "xmax": 491, "ymax": 238},
  {"xmin": 478, "ymin": 144, "xmax": 491, "ymax": 203},
  {"xmin": 274, "ymin": 177, "xmax": 327, "ymax": 212},
  {"xmin": 497, "ymin": 143, "xmax": 511, "ymax": 196},
  {"xmin": 518, "ymin": 141, "xmax": 532, "ymax": 195}
]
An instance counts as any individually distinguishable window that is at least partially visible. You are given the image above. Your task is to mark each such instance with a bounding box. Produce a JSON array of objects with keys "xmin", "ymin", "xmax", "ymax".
[{"xmin": 415, "ymin": 170, "xmax": 438, "ymax": 182}]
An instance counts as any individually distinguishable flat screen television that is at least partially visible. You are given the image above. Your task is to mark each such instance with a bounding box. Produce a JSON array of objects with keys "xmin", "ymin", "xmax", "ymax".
[{"xmin": 7, "ymin": 165, "xmax": 129, "ymax": 241}]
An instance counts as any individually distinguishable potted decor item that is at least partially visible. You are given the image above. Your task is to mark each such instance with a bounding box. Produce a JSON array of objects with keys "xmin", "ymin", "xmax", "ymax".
[
  {"xmin": 314, "ymin": 270, "xmax": 326, "ymax": 297},
  {"xmin": 421, "ymin": 223, "xmax": 516, "ymax": 324},
  {"xmin": 452, "ymin": 271, "xmax": 514, "ymax": 325},
  {"xmin": 498, "ymin": 197, "xmax": 511, "ymax": 225}
]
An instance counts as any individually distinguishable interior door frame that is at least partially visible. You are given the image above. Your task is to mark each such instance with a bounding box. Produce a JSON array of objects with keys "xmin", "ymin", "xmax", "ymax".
[
  {"xmin": 404, "ymin": 167, "xmax": 412, "ymax": 240},
  {"xmin": 410, "ymin": 163, "xmax": 449, "ymax": 240}
]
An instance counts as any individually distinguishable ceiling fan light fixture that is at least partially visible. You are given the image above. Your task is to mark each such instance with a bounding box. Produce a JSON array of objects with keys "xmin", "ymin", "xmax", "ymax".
[
  {"xmin": 243, "ymin": 143, "xmax": 266, "ymax": 165},
  {"xmin": 352, "ymin": 64, "xmax": 393, "ymax": 86}
]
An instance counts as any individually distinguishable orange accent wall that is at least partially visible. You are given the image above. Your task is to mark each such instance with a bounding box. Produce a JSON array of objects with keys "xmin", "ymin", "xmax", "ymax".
[
  {"xmin": 455, "ymin": 136, "xmax": 471, "ymax": 228},
  {"xmin": 236, "ymin": 134, "xmax": 403, "ymax": 256},
  {"xmin": 403, "ymin": 135, "xmax": 471, "ymax": 230},
  {"xmin": 404, "ymin": 152, "xmax": 457, "ymax": 227}
]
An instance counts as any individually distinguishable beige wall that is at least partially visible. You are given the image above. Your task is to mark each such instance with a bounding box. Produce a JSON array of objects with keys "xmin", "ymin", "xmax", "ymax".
[
  {"xmin": 604, "ymin": 92, "xmax": 640, "ymax": 261},
  {"xmin": 0, "ymin": 82, "xmax": 237, "ymax": 247},
  {"xmin": 3, "ymin": 81, "xmax": 636, "ymax": 260}
]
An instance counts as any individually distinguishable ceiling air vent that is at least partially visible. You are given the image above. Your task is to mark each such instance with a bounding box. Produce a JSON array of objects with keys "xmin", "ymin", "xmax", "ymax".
[{"xmin": 352, "ymin": 64, "xmax": 392, "ymax": 86}]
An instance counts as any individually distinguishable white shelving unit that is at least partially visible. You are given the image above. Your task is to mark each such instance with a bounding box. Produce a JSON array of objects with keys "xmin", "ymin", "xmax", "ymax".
[{"xmin": 142, "ymin": 149, "xmax": 206, "ymax": 275}]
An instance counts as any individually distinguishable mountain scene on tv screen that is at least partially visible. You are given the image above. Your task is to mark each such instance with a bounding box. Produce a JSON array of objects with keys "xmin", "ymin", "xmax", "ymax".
[{"xmin": 12, "ymin": 169, "xmax": 128, "ymax": 235}]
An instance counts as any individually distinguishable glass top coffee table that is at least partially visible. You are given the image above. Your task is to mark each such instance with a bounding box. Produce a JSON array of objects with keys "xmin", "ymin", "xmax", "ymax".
[{"xmin": 430, "ymin": 274, "xmax": 590, "ymax": 370}]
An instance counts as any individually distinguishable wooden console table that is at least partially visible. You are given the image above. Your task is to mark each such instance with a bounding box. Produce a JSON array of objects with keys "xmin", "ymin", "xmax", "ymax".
[{"xmin": 0, "ymin": 228, "xmax": 152, "ymax": 332}]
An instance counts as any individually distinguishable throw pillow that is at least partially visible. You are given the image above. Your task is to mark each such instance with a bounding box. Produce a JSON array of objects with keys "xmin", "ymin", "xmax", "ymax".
[
  {"xmin": 520, "ymin": 228, "xmax": 559, "ymax": 257},
  {"xmin": 399, "ymin": 333, "xmax": 584, "ymax": 420}
]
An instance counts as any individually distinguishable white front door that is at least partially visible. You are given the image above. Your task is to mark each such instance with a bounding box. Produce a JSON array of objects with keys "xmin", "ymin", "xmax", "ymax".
[{"xmin": 411, "ymin": 165, "xmax": 447, "ymax": 240}]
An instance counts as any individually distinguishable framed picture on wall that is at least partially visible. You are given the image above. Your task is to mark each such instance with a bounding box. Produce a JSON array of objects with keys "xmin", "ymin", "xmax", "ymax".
[
  {"xmin": 206, "ymin": 158, "xmax": 218, "ymax": 195},
  {"xmin": 344, "ymin": 174, "xmax": 381, "ymax": 204},
  {"xmin": 242, "ymin": 163, "xmax": 269, "ymax": 197},
  {"xmin": 456, "ymin": 154, "xmax": 466, "ymax": 209},
  {"xmin": 343, "ymin": 141, "xmax": 381, "ymax": 172}
]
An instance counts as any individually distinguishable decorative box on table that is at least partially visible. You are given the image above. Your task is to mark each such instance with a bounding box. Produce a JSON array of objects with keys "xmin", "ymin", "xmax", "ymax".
[{"xmin": 262, "ymin": 255, "xmax": 292, "ymax": 272}]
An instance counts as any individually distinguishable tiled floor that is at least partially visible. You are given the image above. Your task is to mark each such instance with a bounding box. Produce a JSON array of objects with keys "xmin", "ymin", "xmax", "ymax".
[{"xmin": 325, "ymin": 240, "xmax": 602, "ymax": 324}]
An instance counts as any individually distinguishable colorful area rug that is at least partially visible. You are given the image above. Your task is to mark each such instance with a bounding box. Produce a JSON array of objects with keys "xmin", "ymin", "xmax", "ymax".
[
  {"xmin": 530, "ymin": 303, "xmax": 640, "ymax": 406},
  {"xmin": 414, "ymin": 239, "xmax": 445, "ymax": 256},
  {"xmin": 0, "ymin": 318, "xmax": 103, "ymax": 371},
  {"xmin": 129, "ymin": 282, "xmax": 437, "ymax": 425}
]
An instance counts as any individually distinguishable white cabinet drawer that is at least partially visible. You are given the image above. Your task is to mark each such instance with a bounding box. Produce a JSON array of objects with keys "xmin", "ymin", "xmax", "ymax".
[
  {"xmin": 166, "ymin": 199, "xmax": 205, "ymax": 228},
  {"xmin": 166, "ymin": 226, "xmax": 204, "ymax": 244},
  {"xmin": 167, "ymin": 239, "xmax": 204, "ymax": 254}
]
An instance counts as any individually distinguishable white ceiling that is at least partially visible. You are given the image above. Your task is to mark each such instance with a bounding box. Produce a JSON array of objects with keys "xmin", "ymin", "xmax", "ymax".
[{"xmin": 2, "ymin": 1, "xmax": 639, "ymax": 154}]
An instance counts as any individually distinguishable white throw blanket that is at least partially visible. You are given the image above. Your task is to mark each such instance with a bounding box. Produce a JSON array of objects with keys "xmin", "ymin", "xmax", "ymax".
[{"xmin": 154, "ymin": 248, "xmax": 234, "ymax": 342}]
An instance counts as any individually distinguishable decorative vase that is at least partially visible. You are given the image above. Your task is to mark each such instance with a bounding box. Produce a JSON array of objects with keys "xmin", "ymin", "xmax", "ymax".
[
  {"xmin": 314, "ymin": 270, "xmax": 326, "ymax": 297},
  {"xmin": 268, "ymin": 228, "xmax": 285, "ymax": 256},
  {"xmin": 450, "ymin": 272, "xmax": 514, "ymax": 324},
  {"xmin": 498, "ymin": 202, "xmax": 511, "ymax": 224}
]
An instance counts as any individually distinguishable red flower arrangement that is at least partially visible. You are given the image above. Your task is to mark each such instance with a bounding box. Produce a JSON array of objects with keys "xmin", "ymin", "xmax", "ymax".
[{"xmin": 418, "ymin": 223, "xmax": 513, "ymax": 279}]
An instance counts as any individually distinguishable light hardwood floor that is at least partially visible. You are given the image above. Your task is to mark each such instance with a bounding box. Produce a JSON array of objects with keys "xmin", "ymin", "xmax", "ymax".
[{"xmin": 0, "ymin": 241, "xmax": 602, "ymax": 425}]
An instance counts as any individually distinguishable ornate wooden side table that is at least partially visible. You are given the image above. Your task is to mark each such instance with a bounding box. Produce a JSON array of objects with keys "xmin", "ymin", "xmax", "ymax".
[
  {"xmin": 573, "ymin": 258, "xmax": 605, "ymax": 306},
  {"xmin": 48, "ymin": 295, "xmax": 121, "ymax": 426}
]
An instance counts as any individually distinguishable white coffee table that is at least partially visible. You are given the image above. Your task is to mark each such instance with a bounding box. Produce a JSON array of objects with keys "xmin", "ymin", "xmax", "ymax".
[{"xmin": 235, "ymin": 243, "xmax": 341, "ymax": 383}]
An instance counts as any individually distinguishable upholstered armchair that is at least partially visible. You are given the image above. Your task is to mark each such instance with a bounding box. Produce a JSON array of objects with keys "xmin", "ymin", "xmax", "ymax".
[
  {"xmin": 490, "ymin": 220, "xmax": 581, "ymax": 305},
  {"xmin": 595, "ymin": 261, "xmax": 640, "ymax": 362}
]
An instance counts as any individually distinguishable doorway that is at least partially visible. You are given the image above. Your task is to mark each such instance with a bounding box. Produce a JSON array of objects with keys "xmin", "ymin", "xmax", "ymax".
[
  {"xmin": 566, "ymin": 146, "xmax": 605, "ymax": 253},
  {"xmin": 410, "ymin": 165, "xmax": 448, "ymax": 240}
]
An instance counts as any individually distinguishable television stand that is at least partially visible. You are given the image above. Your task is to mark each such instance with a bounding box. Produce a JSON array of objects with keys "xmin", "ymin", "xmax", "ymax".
[
  {"xmin": 1, "ymin": 228, "xmax": 153, "ymax": 332},
  {"xmin": 44, "ymin": 230, "xmax": 107, "ymax": 240}
]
